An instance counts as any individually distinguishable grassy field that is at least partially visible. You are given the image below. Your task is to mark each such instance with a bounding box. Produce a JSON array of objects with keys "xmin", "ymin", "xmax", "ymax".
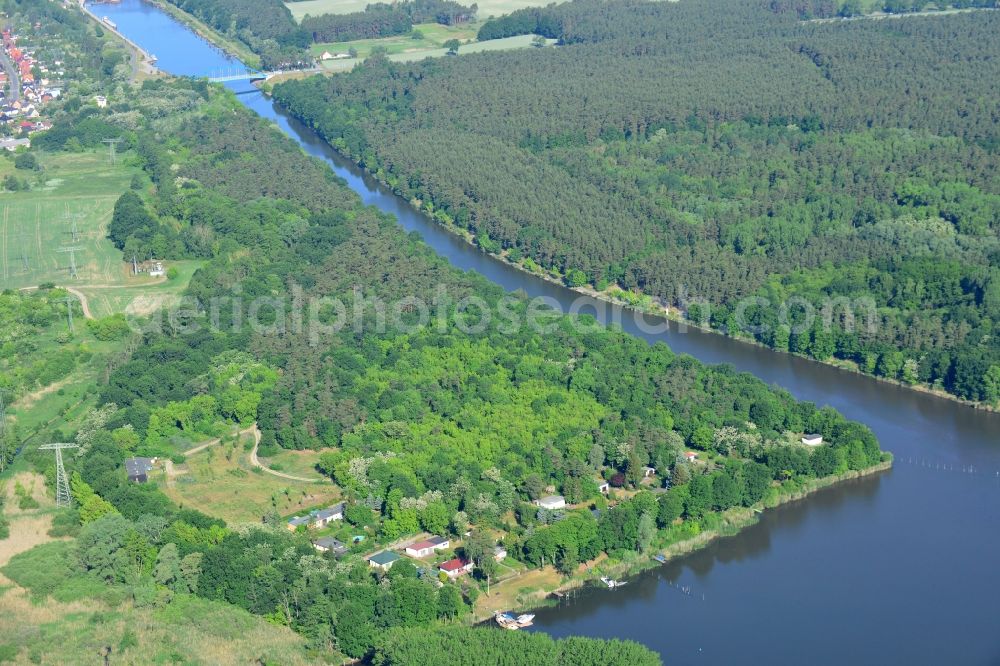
[
  {"xmin": 309, "ymin": 34, "xmax": 544, "ymax": 75},
  {"xmin": 158, "ymin": 435, "xmax": 340, "ymax": 524},
  {"xmin": 257, "ymin": 447, "xmax": 332, "ymax": 480},
  {"xmin": 287, "ymin": 0, "xmax": 555, "ymax": 21},
  {"xmin": 310, "ymin": 21, "xmax": 479, "ymax": 59},
  {"xmin": 0, "ymin": 150, "xmax": 199, "ymax": 318}
]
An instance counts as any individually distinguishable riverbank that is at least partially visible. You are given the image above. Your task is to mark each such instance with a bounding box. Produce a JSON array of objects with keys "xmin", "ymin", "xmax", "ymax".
[
  {"xmin": 262, "ymin": 93, "xmax": 998, "ymax": 415},
  {"xmin": 473, "ymin": 458, "xmax": 893, "ymax": 622},
  {"xmin": 79, "ymin": 2, "xmax": 159, "ymax": 80},
  {"xmin": 144, "ymin": 0, "xmax": 261, "ymax": 68}
]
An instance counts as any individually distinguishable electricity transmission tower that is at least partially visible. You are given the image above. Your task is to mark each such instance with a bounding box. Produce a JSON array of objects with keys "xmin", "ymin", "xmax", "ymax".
[
  {"xmin": 0, "ymin": 390, "xmax": 10, "ymax": 474},
  {"xmin": 63, "ymin": 211, "xmax": 84, "ymax": 242},
  {"xmin": 102, "ymin": 137, "xmax": 123, "ymax": 165},
  {"xmin": 38, "ymin": 442, "xmax": 78, "ymax": 508},
  {"xmin": 0, "ymin": 389, "xmax": 7, "ymax": 440},
  {"xmin": 56, "ymin": 246, "xmax": 82, "ymax": 279},
  {"xmin": 56, "ymin": 295, "xmax": 77, "ymax": 333}
]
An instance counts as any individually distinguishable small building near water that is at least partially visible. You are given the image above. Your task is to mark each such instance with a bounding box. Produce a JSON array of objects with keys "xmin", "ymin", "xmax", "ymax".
[{"xmin": 801, "ymin": 434, "xmax": 824, "ymax": 446}]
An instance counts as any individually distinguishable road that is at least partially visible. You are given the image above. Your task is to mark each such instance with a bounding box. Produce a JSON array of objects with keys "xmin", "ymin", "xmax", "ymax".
[
  {"xmin": 248, "ymin": 426, "xmax": 321, "ymax": 483},
  {"xmin": 0, "ymin": 47, "xmax": 20, "ymax": 103}
]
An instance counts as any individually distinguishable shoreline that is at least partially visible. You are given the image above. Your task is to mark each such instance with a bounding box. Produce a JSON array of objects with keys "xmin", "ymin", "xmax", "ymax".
[
  {"xmin": 261, "ymin": 97, "xmax": 997, "ymax": 415},
  {"xmin": 142, "ymin": 0, "xmax": 261, "ymax": 68},
  {"xmin": 472, "ymin": 459, "xmax": 894, "ymax": 622}
]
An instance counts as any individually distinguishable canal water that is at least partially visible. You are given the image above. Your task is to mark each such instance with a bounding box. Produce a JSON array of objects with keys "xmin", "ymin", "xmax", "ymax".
[{"xmin": 96, "ymin": 3, "xmax": 1000, "ymax": 663}]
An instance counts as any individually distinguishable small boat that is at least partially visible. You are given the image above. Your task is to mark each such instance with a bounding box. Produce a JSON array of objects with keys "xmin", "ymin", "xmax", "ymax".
[
  {"xmin": 600, "ymin": 576, "xmax": 627, "ymax": 589},
  {"xmin": 101, "ymin": 16, "xmax": 117, "ymax": 30},
  {"xmin": 515, "ymin": 614, "xmax": 535, "ymax": 627},
  {"xmin": 495, "ymin": 612, "xmax": 520, "ymax": 630},
  {"xmin": 653, "ymin": 554, "xmax": 667, "ymax": 563}
]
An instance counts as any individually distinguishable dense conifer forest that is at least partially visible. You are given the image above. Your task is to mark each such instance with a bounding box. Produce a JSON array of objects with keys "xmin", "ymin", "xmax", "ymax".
[{"xmin": 272, "ymin": 0, "xmax": 1000, "ymax": 404}]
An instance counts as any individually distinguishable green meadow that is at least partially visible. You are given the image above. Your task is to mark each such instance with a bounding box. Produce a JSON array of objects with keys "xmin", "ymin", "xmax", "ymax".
[{"xmin": 0, "ymin": 150, "xmax": 199, "ymax": 318}]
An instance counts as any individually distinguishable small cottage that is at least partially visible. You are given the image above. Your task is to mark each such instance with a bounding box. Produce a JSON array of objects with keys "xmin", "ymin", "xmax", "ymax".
[
  {"xmin": 439, "ymin": 557, "xmax": 473, "ymax": 579},
  {"xmin": 124, "ymin": 457, "xmax": 155, "ymax": 483},
  {"xmin": 801, "ymin": 434, "xmax": 824, "ymax": 446},
  {"xmin": 313, "ymin": 537, "xmax": 348, "ymax": 557},
  {"xmin": 368, "ymin": 551, "xmax": 401, "ymax": 571}
]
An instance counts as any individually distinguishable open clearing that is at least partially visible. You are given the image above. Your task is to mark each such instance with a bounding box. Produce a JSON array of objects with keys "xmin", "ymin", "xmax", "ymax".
[
  {"xmin": 0, "ymin": 150, "xmax": 199, "ymax": 317},
  {"xmin": 307, "ymin": 34, "xmax": 545, "ymax": 75},
  {"xmin": 158, "ymin": 434, "xmax": 340, "ymax": 524},
  {"xmin": 310, "ymin": 21, "xmax": 478, "ymax": 59},
  {"xmin": 287, "ymin": 0, "xmax": 554, "ymax": 21}
]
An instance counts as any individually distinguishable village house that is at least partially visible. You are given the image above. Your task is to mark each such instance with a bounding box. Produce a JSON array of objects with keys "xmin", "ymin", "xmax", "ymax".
[
  {"xmin": 313, "ymin": 537, "xmax": 349, "ymax": 557},
  {"xmin": 124, "ymin": 456, "xmax": 156, "ymax": 483},
  {"xmin": 534, "ymin": 495, "xmax": 566, "ymax": 510},
  {"xmin": 642, "ymin": 466, "xmax": 656, "ymax": 478},
  {"xmin": 439, "ymin": 557, "xmax": 473, "ymax": 579},
  {"xmin": 285, "ymin": 502, "xmax": 345, "ymax": 531},
  {"xmin": 801, "ymin": 434, "xmax": 824, "ymax": 446},
  {"xmin": 368, "ymin": 551, "xmax": 401, "ymax": 571},
  {"xmin": 493, "ymin": 545, "xmax": 507, "ymax": 562},
  {"xmin": 404, "ymin": 535, "xmax": 451, "ymax": 558},
  {"xmin": 684, "ymin": 451, "xmax": 699, "ymax": 462}
]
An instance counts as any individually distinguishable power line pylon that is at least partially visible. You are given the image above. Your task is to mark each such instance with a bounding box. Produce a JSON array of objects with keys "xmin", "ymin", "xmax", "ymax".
[
  {"xmin": 38, "ymin": 443, "xmax": 78, "ymax": 507},
  {"xmin": 102, "ymin": 137, "xmax": 123, "ymax": 165},
  {"xmin": 56, "ymin": 246, "xmax": 82, "ymax": 279},
  {"xmin": 56, "ymin": 295, "xmax": 77, "ymax": 333},
  {"xmin": 63, "ymin": 211, "xmax": 84, "ymax": 242}
]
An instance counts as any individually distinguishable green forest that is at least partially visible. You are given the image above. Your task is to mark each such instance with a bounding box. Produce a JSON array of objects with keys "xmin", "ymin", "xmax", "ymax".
[
  {"xmin": 272, "ymin": 0, "xmax": 1000, "ymax": 405},
  {"xmin": 6, "ymin": 46, "xmax": 885, "ymax": 665},
  {"xmin": 0, "ymin": 1, "xmax": 895, "ymax": 662}
]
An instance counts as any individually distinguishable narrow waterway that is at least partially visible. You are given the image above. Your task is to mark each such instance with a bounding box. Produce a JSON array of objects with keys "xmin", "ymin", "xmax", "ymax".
[{"xmin": 96, "ymin": 3, "xmax": 1000, "ymax": 663}]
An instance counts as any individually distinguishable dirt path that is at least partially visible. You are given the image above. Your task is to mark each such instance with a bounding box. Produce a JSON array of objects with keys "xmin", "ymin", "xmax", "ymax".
[
  {"xmin": 249, "ymin": 426, "xmax": 320, "ymax": 483},
  {"xmin": 182, "ymin": 425, "xmax": 256, "ymax": 457},
  {"xmin": 65, "ymin": 287, "xmax": 93, "ymax": 319}
]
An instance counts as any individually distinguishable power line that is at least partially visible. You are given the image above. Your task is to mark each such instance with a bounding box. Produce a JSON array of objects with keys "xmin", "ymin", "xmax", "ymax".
[
  {"xmin": 38, "ymin": 442, "xmax": 78, "ymax": 507},
  {"xmin": 56, "ymin": 246, "xmax": 83, "ymax": 279},
  {"xmin": 56, "ymin": 294, "xmax": 77, "ymax": 333},
  {"xmin": 102, "ymin": 137, "xmax": 123, "ymax": 165}
]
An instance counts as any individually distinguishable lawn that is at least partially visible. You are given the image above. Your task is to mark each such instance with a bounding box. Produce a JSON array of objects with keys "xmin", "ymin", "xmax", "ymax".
[
  {"xmin": 159, "ymin": 435, "xmax": 340, "ymax": 524},
  {"xmin": 287, "ymin": 0, "xmax": 555, "ymax": 21}
]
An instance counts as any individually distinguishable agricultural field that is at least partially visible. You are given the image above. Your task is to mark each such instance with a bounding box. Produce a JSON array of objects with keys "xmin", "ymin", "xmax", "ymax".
[
  {"xmin": 287, "ymin": 0, "xmax": 555, "ymax": 21},
  {"xmin": 157, "ymin": 435, "xmax": 340, "ymax": 524},
  {"xmin": 0, "ymin": 150, "xmax": 198, "ymax": 318}
]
